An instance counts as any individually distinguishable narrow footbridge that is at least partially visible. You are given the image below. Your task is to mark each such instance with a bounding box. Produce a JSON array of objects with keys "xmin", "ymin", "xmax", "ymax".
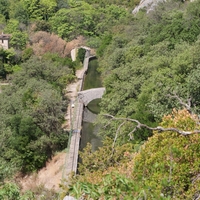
[
  {"xmin": 78, "ymin": 87, "xmax": 105, "ymax": 106},
  {"xmin": 65, "ymin": 49, "xmax": 105, "ymax": 179}
]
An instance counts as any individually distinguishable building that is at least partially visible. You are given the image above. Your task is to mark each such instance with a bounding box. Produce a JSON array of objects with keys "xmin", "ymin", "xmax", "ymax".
[{"xmin": 0, "ymin": 33, "xmax": 10, "ymax": 50}]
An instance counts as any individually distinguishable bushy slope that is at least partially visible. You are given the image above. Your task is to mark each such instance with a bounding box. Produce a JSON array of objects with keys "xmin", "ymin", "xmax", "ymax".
[{"xmin": 60, "ymin": 0, "xmax": 200, "ymax": 199}]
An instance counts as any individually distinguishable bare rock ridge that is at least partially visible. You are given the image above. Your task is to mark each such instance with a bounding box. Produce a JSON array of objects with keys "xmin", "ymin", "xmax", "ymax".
[
  {"xmin": 132, "ymin": 0, "xmax": 165, "ymax": 14},
  {"xmin": 132, "ymin": 0, "xmax": 195, "ymax": 14}
]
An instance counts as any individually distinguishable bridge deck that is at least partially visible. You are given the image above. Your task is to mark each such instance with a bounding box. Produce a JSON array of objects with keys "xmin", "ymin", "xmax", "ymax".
[
  {"xmin": 65, "ymin": 50, "xmax": 92, "ymax": 176},
  {"xmin": 65, "ymin": 51, "xmax": 100, "ymax": 177},
  {"xmin": 65, "ymin": 102, "xmax": 83, "ymax": 175}
]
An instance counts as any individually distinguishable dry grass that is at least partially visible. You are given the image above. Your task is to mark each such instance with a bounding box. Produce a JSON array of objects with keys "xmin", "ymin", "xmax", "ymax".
[
  {"xmin": 29, "ymin": 31, "xmax": 85, "ymax": 57},
  {"xmin": 18, "ymin": 152, "xmax": 66, "ymax": 193}
]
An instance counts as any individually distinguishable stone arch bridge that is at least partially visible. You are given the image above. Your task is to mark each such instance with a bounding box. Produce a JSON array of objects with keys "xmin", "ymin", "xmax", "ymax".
[{"xmin": 78, "ymin": 87, "xmax": 105, "ymax": 106}]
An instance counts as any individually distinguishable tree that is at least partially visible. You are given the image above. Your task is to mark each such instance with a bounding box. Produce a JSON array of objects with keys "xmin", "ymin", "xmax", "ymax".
[
  {"xmin": 49, "ymin": 3, "xmax": 97, "ymax": 39},
  {"xmin": 22, "ymin": 0, "xmax": 43, "ymax": 20},
  {"xmin": 56, "ymin": 0, "xmax": 69, "ymax": 9},
  {"xmin": 9, "ymin": 1, "xmax": 29, "ymax": 25},
  {"xmin": 3, "ymin": 19, "xmax": 20, "ymax": 33},
  {"xmin": 12, "ymin": 56, "xmax": 74, "ymax": 91},
  {"xmin": 40, "ymin": 0, "xmax": 57, "ymax": 21},
  {"xmin": 0, "ymin": 0, "xmax": 9, "ymax": 21},
  {"xmin": 22, "ymin": 47, "xmax": 34, "ymax": 61},
  {"xmin": 65, "ymin": 110, "xmax": 200, "ymax": 199},
  {"xmin": 32, "ymin": 20, "xmax": 50, "ymax": 32},
  {"xmin": 78, "ymin": 137, "xmax": 133, "ymax": 175},
  {"xmin": 0, "ymin": 54, "xmax": 73, "ymax": 174},
  {"xmin": 0, "ymin": 48, "xmax": 18, "ymax": 79},
  {"xmin": 0, "ymin": 182, "xmax": 34, "ymax": 200},
  {"xmin": 77, "ymin": 48, "xmax": 86, "ymax": 63},
  {"xmin": 0, "ymin": 60, "xmax": 6, "ymax": 79},
  {"xmin": 10, "ymin": 31, "xmax": 28, "ymax": 50},
  {"xmin": 131, "ymin": 109, "xmax": 200, "ymax": 199},
  {"xmin": 84, "ymin": 0, "xmax": 138, "ymax": 8}
]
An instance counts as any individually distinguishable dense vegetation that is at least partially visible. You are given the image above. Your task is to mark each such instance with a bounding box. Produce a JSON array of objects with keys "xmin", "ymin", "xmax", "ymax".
[
  {"xmin": 65, "ymin": 109, "xmax": 200, "ymax": 199},
  {"xmin": 64, "ymin": 0, "xmax": 200, "ymax": 199},
  {"xmin": 0, "ymin": 0, "xmax": 200, "ymax": 199}
]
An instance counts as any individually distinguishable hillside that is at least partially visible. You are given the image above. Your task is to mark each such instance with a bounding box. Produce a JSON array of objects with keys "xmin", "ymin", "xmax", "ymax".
[
  {"xmin": 132, "ymin": 0, "xmax": 195, "ymax": 14},
  {"xmin": 0, "ymin": 0, "xmax": 200, "ymax": 199},
  {"xmin": 132, "ymin": 0, "xmax": 165, "ymax": 14}
]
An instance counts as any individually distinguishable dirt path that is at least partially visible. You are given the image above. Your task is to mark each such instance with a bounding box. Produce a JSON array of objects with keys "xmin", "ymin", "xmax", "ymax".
[
  {"xmin": 63, "ymin": 67, "xmax": 85, "ymax": 129},
  {"xmin": 19, "ymin": 67, "xmax": 85, "ymax": 193}
]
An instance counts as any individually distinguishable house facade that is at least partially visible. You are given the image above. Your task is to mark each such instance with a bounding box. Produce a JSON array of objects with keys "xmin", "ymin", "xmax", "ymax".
[{"xmin": 0, "ymin": 34, "xmax": 10, "ymax": 50}]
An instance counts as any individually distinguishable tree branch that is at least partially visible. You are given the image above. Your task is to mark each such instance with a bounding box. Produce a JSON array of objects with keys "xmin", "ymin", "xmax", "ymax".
[
  {"xmin": 111, "ymin": 121, "xmax": 125, "ymax": 157},
  {"xmin": 104, "ymin": 114, "xmax": 200, "ymax": 136},
  {"xmin": 167, "ymin": 93, "xmax": 192, "ymax": 113}
]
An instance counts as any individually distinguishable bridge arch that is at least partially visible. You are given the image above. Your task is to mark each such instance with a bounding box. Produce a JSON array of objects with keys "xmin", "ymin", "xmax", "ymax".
[
  {"xmin": 83, "ymin": 107, "xmax": 97, "ymax": 123},
  {"xmin": 78, "ymin": 87, "xmax": 105, "ymax": 106}
]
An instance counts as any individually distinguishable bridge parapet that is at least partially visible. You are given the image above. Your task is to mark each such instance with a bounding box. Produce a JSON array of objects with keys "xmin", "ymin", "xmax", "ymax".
[
  {"xmin": 78, "ymin": 54, "xmax": 96, "ymax": 92},
  {"xmin": 78, "ymin": 87, "xmax": 105, "ymax": 106}
]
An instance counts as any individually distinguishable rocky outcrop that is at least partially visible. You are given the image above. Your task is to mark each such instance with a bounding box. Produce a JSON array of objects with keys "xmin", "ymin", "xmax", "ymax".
[
  {"xmin": 132, "ymin": 0, "xmax": 166, "ymax": 14},
  {"xmin": 132, "ymin": 0, "xmax": 195, "ymax": 14}
]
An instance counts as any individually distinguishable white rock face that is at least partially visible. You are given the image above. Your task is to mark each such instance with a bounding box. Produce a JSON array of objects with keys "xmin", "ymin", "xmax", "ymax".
[
  {"xmin": 132, "ymin": 0, "xmax": 196, "ymax": 14},
  {"xmin": 132, "ymin": 0, "xmax": 166, "ymax": 14}
]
